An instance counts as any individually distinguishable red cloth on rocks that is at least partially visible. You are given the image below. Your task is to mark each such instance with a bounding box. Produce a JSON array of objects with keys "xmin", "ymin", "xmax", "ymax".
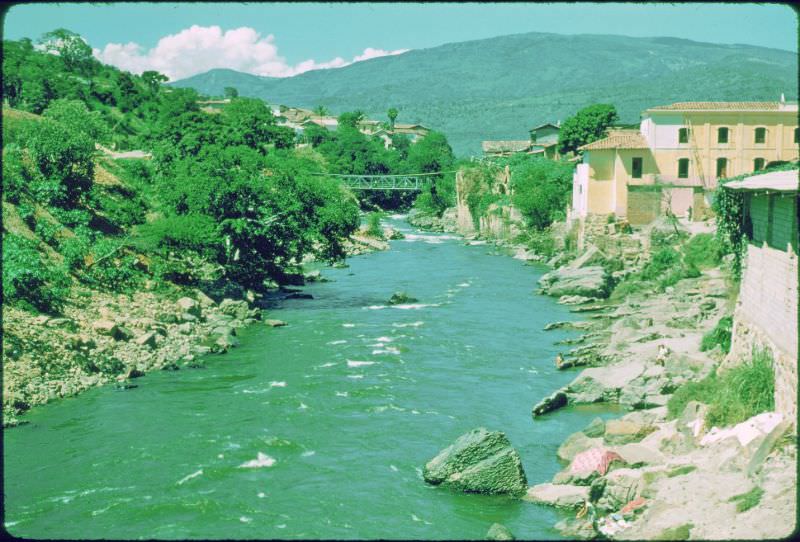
[{"xmin": 569, "ymin": 448, "xmax": 623, "ymax": 475}]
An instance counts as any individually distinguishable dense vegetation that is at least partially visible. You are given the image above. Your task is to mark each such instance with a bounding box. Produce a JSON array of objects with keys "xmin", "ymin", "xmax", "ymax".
[
  {"xmin": 557, "ymin": 104, "xmax": 618, "ymax": 155},
  {"xmin": 171, "ymin": 33, "xmax": 797, "ymax": 155},
  {"xmin": 1, "ymin": 30, "xmax": 448, "ymax": 313}
]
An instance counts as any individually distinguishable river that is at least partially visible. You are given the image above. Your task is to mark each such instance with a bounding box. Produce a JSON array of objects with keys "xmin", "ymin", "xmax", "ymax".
[{"xmin": 3, "ymin": 216, "xmax": 620, "ymax": 539}]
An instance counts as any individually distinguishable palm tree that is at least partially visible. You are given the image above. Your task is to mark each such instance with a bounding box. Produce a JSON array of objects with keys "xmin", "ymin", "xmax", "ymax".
[{"xmin": 387, "ymin": 107, "xmax": 399, "ymax": 130}]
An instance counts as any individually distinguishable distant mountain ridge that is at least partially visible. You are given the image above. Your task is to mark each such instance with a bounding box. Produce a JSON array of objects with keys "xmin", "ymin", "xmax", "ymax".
[{"xmin": 170, "ymin": 31, "xmax": 798, "ymax": 155}]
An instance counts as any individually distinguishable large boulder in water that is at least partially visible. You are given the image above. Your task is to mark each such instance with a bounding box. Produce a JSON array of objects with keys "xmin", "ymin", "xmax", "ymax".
[
  {"xmin": 538, "ymin": 266, "xmax": 612, "ymax": 298},
  {"xmin": 423, "ymin": 428, "xmax": 527, "ymax": 495}
]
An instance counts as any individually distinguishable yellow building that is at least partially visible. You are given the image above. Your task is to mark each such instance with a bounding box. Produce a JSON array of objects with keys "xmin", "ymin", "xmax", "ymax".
[{"xmin": 571, "ymin": 99, "xmax": 799, "ymax": 224}]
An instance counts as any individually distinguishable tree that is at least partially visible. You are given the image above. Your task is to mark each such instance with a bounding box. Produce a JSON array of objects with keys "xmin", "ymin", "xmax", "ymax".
[
  {"xmin": 337, "ymin": 110, "xmax": 365, "ymax": 129},
  {"xmin": 43, "ymin": 98, "xmax": 109, "ymax": 143},
  {"xmin": 38, "ymin": 28, "xmax": 94, "ymax": 74},
  {"xmin": 221, "ymin": 97, "xmax": 276, "ymax": 152},
  {"xmin": 313, "ymin": 104, "xmax": 329, "ymax": 116},
  {"xmin": 224, "ymin": 86, "xmax": 239, "ymax": 99},
  {"xmin": 510, "ymin": 155, "xmax": 575, "ymax": 230},
  {"xmin": 142, "ymin": 70, "xmax": 169, "ymax": 94},
  {"xmin": 557, "ymin": 103, "xmax": 618, "ymax": 155},
  {"xmin": 387, "ymin": 107, "xmax": 399, "ymax": 130}
]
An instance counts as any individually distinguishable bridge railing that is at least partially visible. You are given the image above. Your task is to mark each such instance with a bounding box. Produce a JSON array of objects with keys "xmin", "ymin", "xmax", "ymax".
[{"xmin": 308, "ymin": 171, "xmax": 451, "ymax": 191}]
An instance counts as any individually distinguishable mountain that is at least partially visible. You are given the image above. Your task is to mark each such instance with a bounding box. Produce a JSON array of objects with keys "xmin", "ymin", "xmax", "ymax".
[{"xmin": 171, "ymin": 32, "xmax": 798, "ymax": 156}]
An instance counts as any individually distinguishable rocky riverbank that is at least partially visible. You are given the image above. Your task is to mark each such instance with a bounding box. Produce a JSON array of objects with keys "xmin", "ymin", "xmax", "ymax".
[
  {"xmin": 409, "ymin": 207, "xmax": 796, "ymax": 540},
  {"xmin": 1, "ymin": 278, "xmax": 272, "ymax": 427}
]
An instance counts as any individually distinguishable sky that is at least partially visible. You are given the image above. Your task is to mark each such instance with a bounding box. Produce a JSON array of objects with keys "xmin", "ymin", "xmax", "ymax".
[{"xmin": 3, "ymin": 2, "xmax": 797, "ymax": 81}]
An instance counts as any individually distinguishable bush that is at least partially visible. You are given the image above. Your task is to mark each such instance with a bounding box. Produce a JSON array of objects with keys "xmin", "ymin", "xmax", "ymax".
[
  {"xmin": 525, "ymin": 229, "xmax": 556, "ymax": 257},
  {"xmin": 700, "ymin": 315, "xmax": 733, "ymax": 353},
  {"xmin": 682, "ymin": 233, "xmax": 723, "ymax": 270},
  {"xmin": 641, "ymin": 247, "xmax": 681, "ymax": 280},
  {"xmin": 667, "ymin": 349, "xmax": 775, "ymax": 427},
  {"xmin": 132, "ymin": 214, "xmax": 222, "ymax": 257},
  {"xmin": 2, "ymin": 233, "xmax": 70, "ymax": 313},
  {"xmin": 60, "ymin": 236, "xmax": 89, "ymax": 270},
  {"xmin": 2, "ymin": 146, "xmax": 33, "ymax": 204},
  {"xmin": 34, "ymin": 218, "xmax": 63, "ymax": 247},
  {"xmin": 85, "ymin": 238, "xmax": 142, "ymax": 291},
  {"xmin": 365, "ymin": 212, "xmax": 384, "ymax": 238}
]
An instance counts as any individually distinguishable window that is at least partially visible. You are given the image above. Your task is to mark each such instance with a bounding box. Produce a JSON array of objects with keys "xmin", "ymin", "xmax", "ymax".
[
  {"xmin": 717, "ymin": 127, "xmax": 729, "ymax": 144},
  {"xmin": 754, "ymin": 127, "xmax": 766, "ymax": 144},
  {"xmin": 754, "ymin": 158, "xmax": 765, "ymax": 171},
  {"xmin": 795, "ymin": 127, "xmax": 799, "ymax": 144},
  {"xmin": 678, "ymin": 127, "xmax": 690, "ymax": 144},
  {"xmin": 678, "ymin": 158, "xmax": 690, "ymax": 178},
  {"xmin": 716, "ymin": 157, "xmax": 728, "ymax": 178},
  {"xmin": 632, "ymin": 157, "xmax": 643, "ymax": 179}
]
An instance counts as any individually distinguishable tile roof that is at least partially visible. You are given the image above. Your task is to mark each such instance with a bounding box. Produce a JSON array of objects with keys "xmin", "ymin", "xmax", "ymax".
[
  {"xmin": 578, "ymin": 130, "xmax": 649, "ymax": 151},
  {"xmin": 482, "ymin": 140, "xmax": 531, "ymax": 153},
  {"xmin": 723, "ymin": 170, "xmax": 799, "ymax": 192},
  {"xmin": 647, "ymin": 102, "xmax": 781, "ymax": 112}
]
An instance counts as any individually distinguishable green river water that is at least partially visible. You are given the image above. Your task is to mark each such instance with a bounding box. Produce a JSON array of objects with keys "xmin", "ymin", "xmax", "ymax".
[{"xmin": 3, "ymin": 216, "xmax": 620, "ymax": 539}]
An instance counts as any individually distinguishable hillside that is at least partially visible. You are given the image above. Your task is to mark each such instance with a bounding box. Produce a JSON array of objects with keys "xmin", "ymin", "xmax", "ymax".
[{"xmin": 171, "ymin": 32, "xmax": 798, "ymax": 156}]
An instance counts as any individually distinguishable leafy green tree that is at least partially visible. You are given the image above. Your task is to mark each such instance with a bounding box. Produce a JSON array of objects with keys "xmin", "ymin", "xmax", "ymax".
[
  {"xmin": 387, "ymin": 107, "xmax": 399, "ymax": 130},
  {"xmin": 557, "ymin": 103, "xmax": 618, "ymax": 155},
  {"xmin": 142, "ymin": 70, "xmax": 168, "ymax": 94},
  {"xmin": 313, "ymin": 104, "xmax": 329, "ymax": 116},
  {"xmin": 224, "ymin": 86, "xmax": 239, "ymax": 99},
  {"xmin": 221, "ymin": 97, "xmax": 279, "ymax": 152},
  {"xmin": 43, "ymin": 98, "xmax": 109, "ymax": 142},
  {"xmin": 115, "ymin": 70, "xmax": 142, "ymax": 112},
  {"xmin": 337, "ymin": 110, "xmax": 365, "ymax": 129},
  {"xmin": 38, "ymin": 28, "xmax": 95, "ymax": 75},
  {"xmin": 22, "ymin": 118, "xmax": 95, "ymax": 206},
  {"xmin": 509, "ymin": 155, "xmax": 574, "ymax": 229},
  {"xmin": 305, "ymin": 123, "xmax": 331, "ymax": 147},
  {"xmin": 407, "ymin": 131, "xmax": 456, "ymax": 213}
]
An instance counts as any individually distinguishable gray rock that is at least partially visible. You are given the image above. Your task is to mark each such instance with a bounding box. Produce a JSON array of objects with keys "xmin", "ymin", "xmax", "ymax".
[
  {"xmin": 532, "ymin": 390, "xmax": 568, "ymax": 417},
  {"xmin": 595, "ymin": 468, "xmax": 644, "ymax": 513},
  {"xmin": 486, "ymin": 523, "xmax": 515, "ymax": 541},
  {"xmin": 388, "ymin": 291, "xmax": 418, "ymax": 305},
  {"xmin": 538, "ymin": 266, "xmax": 612, "ymax": 298},
  {"xmin": 604, "ymin": 419, "xmax": 655, "ymax": 445},
  {"xmin": 176, "ymin": 297, "xmax": 201, "ymax": 317},
  {"xmin": 523, "ymin": 483, "xmax": 590, "ymax": 508},
  {"xmin": 135, "ymin": 331, "xmax": 158, "ymax": 348},
  {"xmin": 583, "ymin": 417, "xmax": 606, "ymax": 438},
  {"xmin": 265, "ymin": 319, "xmax": 287, "ymax": 327},
  {"xmin": 219, "ymin": 298, "xmax": 251, "ymax": 320},
  {"xmin": 179, "ymin": 312, "xmax": 198, "ymax": 323},
  {"xmin": 423, "ymin": 428, "xmax": 527, "ymax": 495}
]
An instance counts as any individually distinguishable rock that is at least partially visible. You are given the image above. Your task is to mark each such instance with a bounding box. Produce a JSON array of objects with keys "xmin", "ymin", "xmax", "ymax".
[
  {"xmin": 176, "ymin": 297, "xmax": 201, "ymax": 317},
  {"xmin": 179, "ymin": 312, "xmax": 198, "ymax": 323},
  {"xmin": 388, "ymin": 291, "xmax": 419, "ymax": 305},
  {"xmin": 523, "ymin": 483, "xmax": 589, "ymax": 508},
  {"xmin": 557, "ymin": 432, "xmax": 603, "ymax": 462},
  {"xmin": 219, "ymin": 298, "xmax": 251, "ymax": 320},
  {"xmin": 135, "ymin": 331, "xmax": 158, "ymax": 348},
  {"xmin": 303, "ymin": 270, "xmax": 323, "ymax": 282},
  {"xmin": 93, "ymin": 319, "xmax": 119, "ymax": 336},
  {"xmin": 215, "ymin": 333, "xmax": 240, "ymax": 350},
  {"xmin": 567, "ymin": 244, "xmax": 607, "ymax": 270},
  {"xmin": 211, "ymin": 326, "xmax": 236, "ymax": 337},
  {"xmin": 538, "ymin": 266, "xmax": 612, "ymax": 298},
  {"xmin": 532, "ymin": 390, "xmax": 568, "ymax": 418},
  {"xmin": 46, "ymin": 317, "xmax": 72, "ymax": 328},
  {"xmin": 162, "ymin": 362, "xmax": 180, "ymax": 371},
  {"xmin": 512, "ymin": 247, "xmax": 538, "ymax": 261},
  {"xmin": 583, "ymin": 417, "xmax": 606, "ymax": 438},
  {"xmin": 604, "ymin": 419, "xmax": 655, "ymax": 445},
  {"xmin": 285, "ymin": 292, "xmax": 313, "ymax": 300},
  {"xmin": 554, "ymin": 517, "xmax": 597, "ymax": 539},
  {"xmin": 613, "ymin": 442, "xmax": 665, "ymax": 466},
  {"xmin": 486, "ymin": 523, "xmax": 515, "ymax": 541},
  {"xmin": 265, "ymin": 319, "xmax": 287, "ymax": 327},
  {"xmin": 423, "ymin": 428, "xmax": 527, "ymax": 495},
  {"xmin": 69, "ymin": 335, "xmax": 96, "ymax": 351},
  {"xmin": 595, "ymin": 468, "xmax": 645, "ymax": 513},
  {"xmin": 558, "ymin": 295, "xmax": 595, "ymax": 305},
  {"xmin": 126, "ymin": 367, "xmax": 145, "ymax": 379},
  {"xmin": 566, "ymin": 361, "xmax": 646, "ymax": 404},
  {"xmin": 194, "ymin": 290, "xmax": 216, "ymax": 307},
  {"xmin": 32, "ymin": 315, "xmax": 51, "ymax": 325}
]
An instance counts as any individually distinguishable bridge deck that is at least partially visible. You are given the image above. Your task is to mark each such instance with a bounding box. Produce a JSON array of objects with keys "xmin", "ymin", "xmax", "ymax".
[{"xmin": 311, "ymin": 173, "xmax": 442, "ymax": 191}]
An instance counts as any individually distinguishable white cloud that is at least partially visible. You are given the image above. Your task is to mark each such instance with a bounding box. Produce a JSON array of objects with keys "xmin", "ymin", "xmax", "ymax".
[{"xmin": 93, "ymin": 25, "xmax": 409, "ymax": 81}]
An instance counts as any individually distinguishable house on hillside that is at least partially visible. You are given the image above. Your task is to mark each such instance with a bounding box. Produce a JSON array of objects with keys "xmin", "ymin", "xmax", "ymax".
[
  {"xmin": 723, "ymin": 169, "xmax": 798, "ymax": 428},
  {"xmin": 570, "ymin": 98, "xmax": 800, "ymax": 225},
  {"xmin": 529, "ymin": 122, "xmax": 560, "ymax": 159},
  {"xmin": 392, "ymin": 123, "xmax": 430, "ymax": 143},
  {"xmin": 482, "ymin": 140, "xmax": 531, "ymax": 157}
]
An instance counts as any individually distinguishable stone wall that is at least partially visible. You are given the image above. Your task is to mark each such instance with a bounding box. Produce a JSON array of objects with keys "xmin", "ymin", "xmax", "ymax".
[
  {"xmin": 627, "ymin": 188, "xmax": 661, "ymax": 225},
  {"xmin": 726, "ymin": 240, "xmax": 798, "ymax": 428}
]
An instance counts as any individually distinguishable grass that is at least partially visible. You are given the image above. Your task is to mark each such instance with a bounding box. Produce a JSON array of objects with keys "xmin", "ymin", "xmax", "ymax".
[
  {"xmin": 700, "ymin": 315, "xmax": 733, "ymax": 353},
  {"xmin": 666, "ymin": 465, "xmax": 697, "ymax": 478},
  {"xmin": 667, "ymin": 349, "xmax": 775, "ymax": 427},
  {"xmin": 653, "ymin": 523, "xmax": 693, "ymax": 540},
  {"xmin": 682, "ymin": 233, "xmax": 723, "ymax": 270},
  {"xmin": 728, "ymin": 486, "xmax": 764, "ymax": 513},
  {"xmin": 365, "ymin": 212, "xmax": 384, "ymax": 239}
]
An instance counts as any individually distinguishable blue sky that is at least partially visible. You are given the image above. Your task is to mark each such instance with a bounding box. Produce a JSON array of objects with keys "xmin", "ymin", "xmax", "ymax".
[{"xmin": 3, "ymin": 2, "xmax": 797, "ymax": 81}]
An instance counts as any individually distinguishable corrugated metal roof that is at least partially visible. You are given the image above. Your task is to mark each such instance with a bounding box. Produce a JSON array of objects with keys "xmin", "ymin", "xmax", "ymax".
[
  {"xmin": 723, "ymin": 170, "xmax": 799, "ymax": 192},
  {"xmin": 578, "ymin": 130, "xmax": 648, "ymax": 151},
  {"xmin": 647, "ymin": 102, "xmax": 781, "ymax": 112},
  {"xmin": 482, "ymin": 140, "xmax": 531, "ymax": 152}
]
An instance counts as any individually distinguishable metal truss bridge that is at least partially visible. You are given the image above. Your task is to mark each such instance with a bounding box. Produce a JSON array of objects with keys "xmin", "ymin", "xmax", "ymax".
[{"xmin": 312, "ymin": 172, "xmax": 451, "ymax": 191}]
